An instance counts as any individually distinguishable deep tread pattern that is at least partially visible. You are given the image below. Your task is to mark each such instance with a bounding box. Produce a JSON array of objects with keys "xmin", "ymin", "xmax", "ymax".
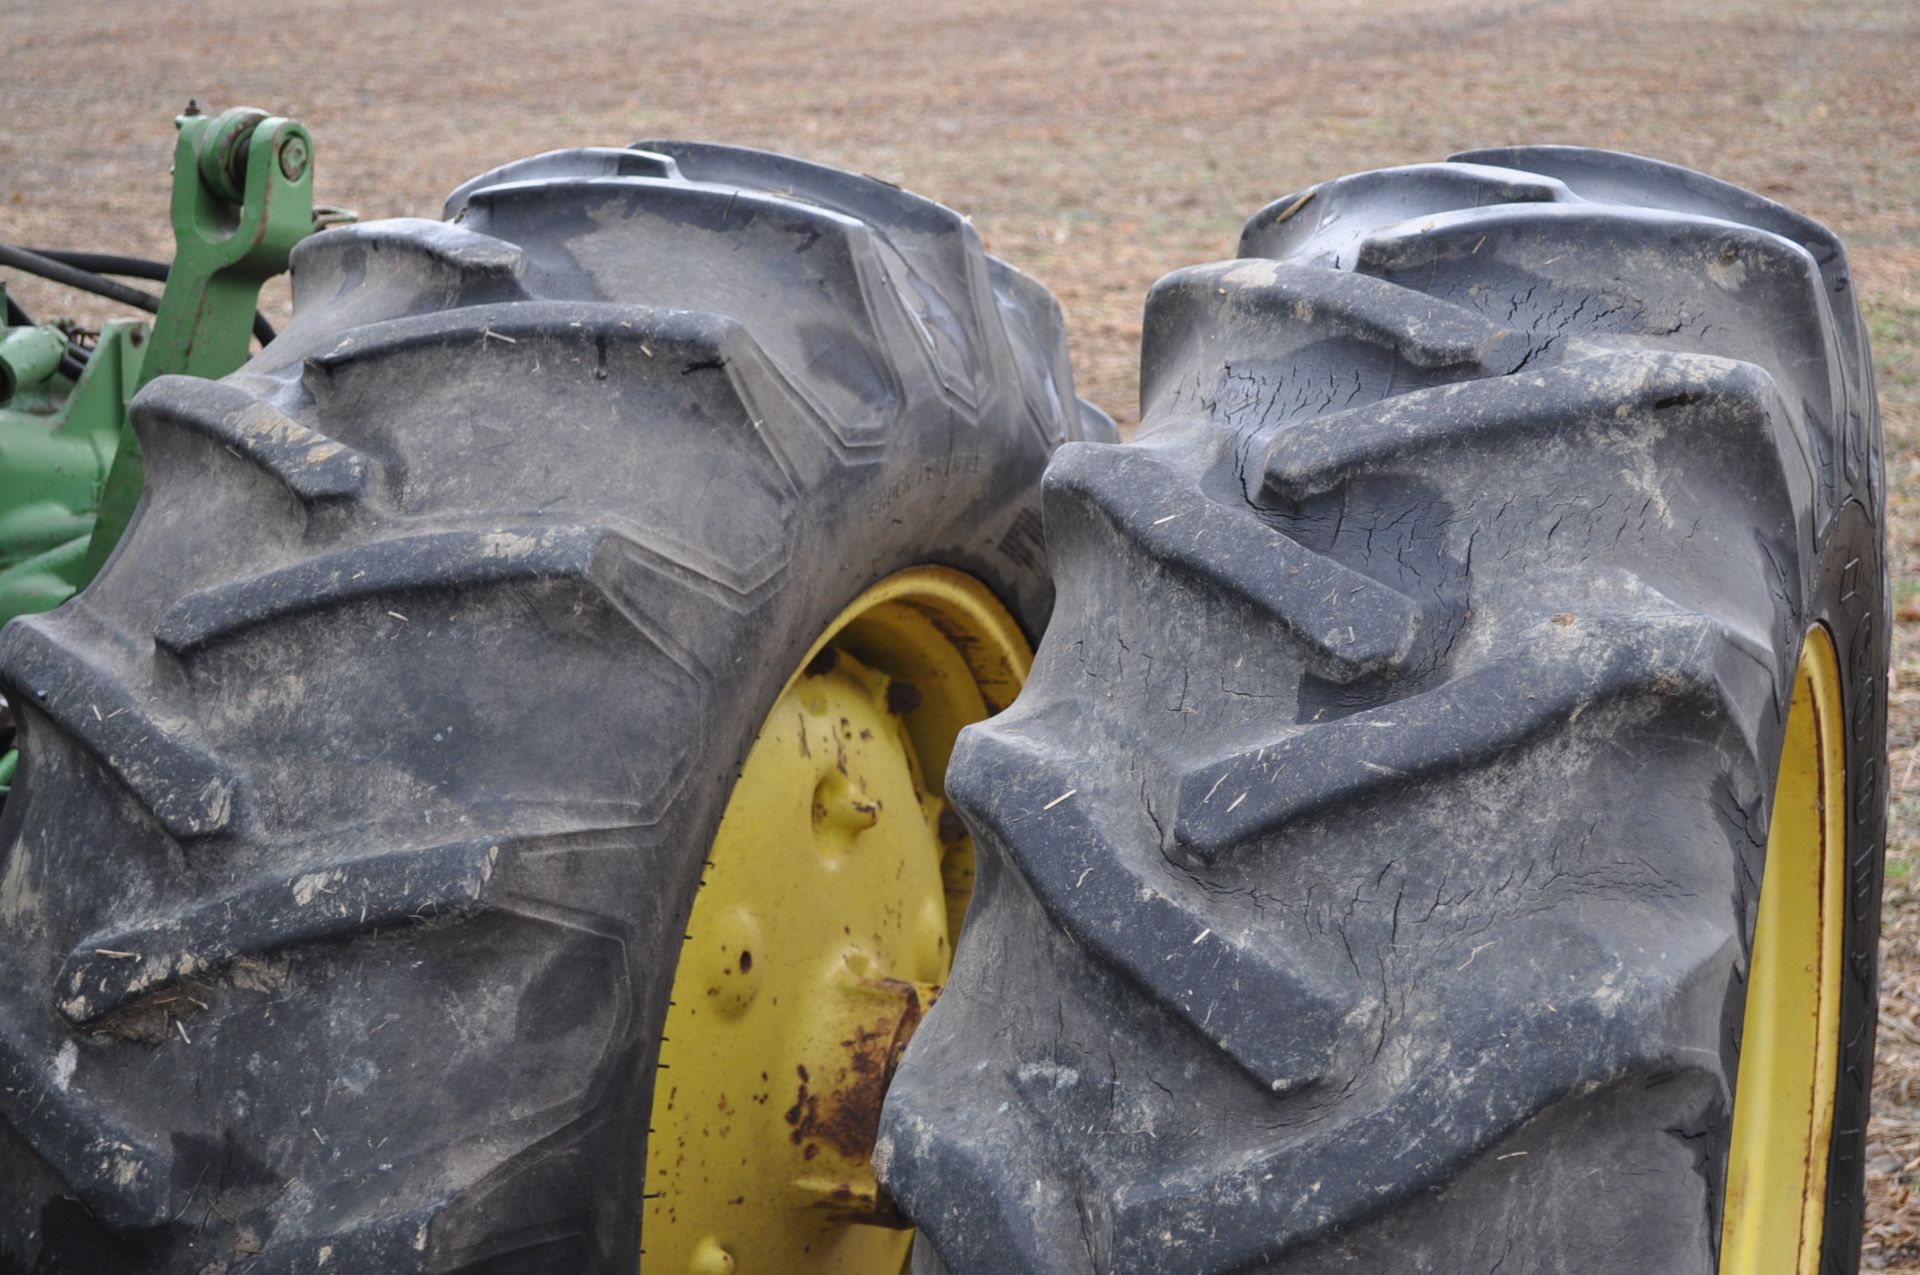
[
  {"xmin": 56, "ymin": 836, "xmax": 501, "ymax": 1025},
  {"xmin": 1139, "ymin": 259, "xmax": 1528, "ymax": 423},
  {"xmin": 1349, "ymin": 204, "xmax": 1841, "ymax": 417},
  {"xmin": 451, "ymin": 176, "xmax": 909, "ymax": 450},
  {"xmin": 286, "ymin": 302, "xmax": 816, "ymax": 596},
  {"xmin": 881, "ymin": 148, "xmax": 1884, "ymax": 1275},
  {"xmin": 134, "ymin": 376, "xmax": 375, "ymax": 506},
  {"xmin": 627, "ymin": 138, "xmax": 987, "ymax": 394},
  {"xmin": 1257, "ymin": 348, "xmax": 1795, "ymax": 503},
  {"xmin": 0, "ymin": 145, "xmax": 1106, "ymax": 1272},
  {"xmin": 155, "ymin": 525, "xmax": 611, "ymax": 654},
  {"xmin": 1239, "ymin": 160, "xmax": 1574, "ymax": 263},
  {"xmin": 284, "ymin": 218, "xmax": 532, "ymax": 334},
  {"xmin": 1046, "ymin": 443, "xmax": 1425, "ymax": 682},
  {"xmin": 1173, "ymin": 609, "xmax": 1761, "ymax": 858},
  {"xmin": 0, "ymin": 613, "xmax": 239, "ymax": 840},
  {"xmin": 1160, "ymin": 257, "xmax": 1521, "ymax": 373},
  {"xmin": 946, "ymin": 722, "xmax": 1363, "ymax": 1095},
  {"xmin": 0, "ymin": 1008, "xmax": 174, "ymax": 1229},
  {"xmin": 441, "ymin": 146, "xmax": 681, "ymax": 217},
  {"xmin": 1451, "ymin": 144, "xmax": 1869, "ymax": 380},
  {"xmin": 295, "ymin": 298, "xmax": 739, "ymax": 382}
]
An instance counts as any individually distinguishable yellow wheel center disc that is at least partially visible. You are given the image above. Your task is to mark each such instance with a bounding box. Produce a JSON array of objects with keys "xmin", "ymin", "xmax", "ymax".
[
  {"xmin": 642, "ymin": 568, "xmax": 1031, "ymax": 1275},
  {"xmin": 1721, "ymin": 624, "xmax": 1846, "ymax": 1273}
]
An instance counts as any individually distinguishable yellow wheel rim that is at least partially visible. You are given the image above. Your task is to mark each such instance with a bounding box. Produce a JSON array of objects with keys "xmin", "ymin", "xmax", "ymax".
[
  {"xmin": 1720, "ymin": 624, "xmax": 1846, "ymax": 1273},
  {"xmin": 642, "ymin": 567, "xmax": 1031, "ymax": 1275}
]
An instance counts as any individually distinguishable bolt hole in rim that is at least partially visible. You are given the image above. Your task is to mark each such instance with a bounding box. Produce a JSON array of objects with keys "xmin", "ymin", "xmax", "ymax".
[
  {"xmin": 643, "ymin": 567, "xmax": 1031, "ymax": 1274},
  {"xmin": 1720, "ymin": 624, "xmax": 1846, "ymax": 1273}
]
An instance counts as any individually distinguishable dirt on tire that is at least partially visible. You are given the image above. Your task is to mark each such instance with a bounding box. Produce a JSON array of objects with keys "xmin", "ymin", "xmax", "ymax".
[{"xmin": 2, "ymin": 0, "xmax": 1917, "ymax": 1265}]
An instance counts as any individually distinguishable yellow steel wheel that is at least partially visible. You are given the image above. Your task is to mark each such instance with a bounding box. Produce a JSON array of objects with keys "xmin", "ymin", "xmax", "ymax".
[
  {"xmin": 642, "ymin": 567, "xmax": 1031, "ymax": 1275},
  {"xmin": 1721, "ymin": 625, "xmax": 1847, "ymax": 1273}
]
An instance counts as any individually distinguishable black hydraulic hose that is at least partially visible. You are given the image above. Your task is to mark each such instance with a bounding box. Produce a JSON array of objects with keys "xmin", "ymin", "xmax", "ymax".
[
  {"xmin": 0, "ymin": 244, "xmax": 278, "ymax": 347},
  {"xmin": 27, "ymin": 255, "xmax": 148, "ymax": 381},
  {"xmin": 0, "ymin": 243, "xmax": 163, "ymax": 314},
  {"xmin": 27, "ymin": 250, "xmax": 169, "ymax": 285},
  {"xmin": 24, "ymin": 251, "xmax": 170, "ymax": 377},
  {"xmin": 3, "ymin": 294, "xmax": 31, "ymax": 329}
]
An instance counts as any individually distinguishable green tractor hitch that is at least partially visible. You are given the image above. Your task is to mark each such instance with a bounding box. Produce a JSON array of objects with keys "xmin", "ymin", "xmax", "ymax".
[{"xmin": 0, "ymin": 103, "xmax": 337, "ymax": 793}]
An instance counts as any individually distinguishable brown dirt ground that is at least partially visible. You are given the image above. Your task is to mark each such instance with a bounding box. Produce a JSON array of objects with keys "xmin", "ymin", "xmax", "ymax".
[{"xmin": 4, "ymin": 0, "xmax": 1918, "ymax": 1263}]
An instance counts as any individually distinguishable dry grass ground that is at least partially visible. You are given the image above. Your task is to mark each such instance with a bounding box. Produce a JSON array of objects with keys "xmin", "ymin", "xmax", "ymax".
[{"xmin": 4, "ymin": 0, "xmax": 1918, "ymax": 1263}]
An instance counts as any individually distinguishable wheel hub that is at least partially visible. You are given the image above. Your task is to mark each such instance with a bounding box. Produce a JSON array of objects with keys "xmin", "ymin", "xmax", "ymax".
[{"xmin": 642, "ymin": 568, "xmax": 1030, "ymax": 1274}]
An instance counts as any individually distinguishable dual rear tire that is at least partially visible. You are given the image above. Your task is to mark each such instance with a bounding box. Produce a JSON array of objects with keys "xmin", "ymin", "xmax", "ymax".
[
  {"xmin": 880, "ymin": 147, "xmax": 1886, "ymax": 1275},
  {"xmin": 0, "ymin": 143, "xmax": 1884, "ymax": 1275},
  {"xmin": 0, "ymin": 143, "xmax": 1108, "ymax": 1272}
]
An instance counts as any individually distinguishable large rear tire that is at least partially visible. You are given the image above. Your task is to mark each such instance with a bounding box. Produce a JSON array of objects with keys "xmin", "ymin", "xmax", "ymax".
[
  {"xmin": 878, "ymin": 147, "xmax": 1884, "ymax": 1274},
  {"xmin": 0, "ymin": 143, "xmax": 1110, "ymax": 1273}
]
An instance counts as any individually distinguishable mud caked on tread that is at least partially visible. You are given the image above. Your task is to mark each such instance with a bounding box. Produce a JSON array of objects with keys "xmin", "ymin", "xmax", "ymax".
[
  {"xmin": 0, "ymin": 143, "xmax": 1110, "ymax": 1273},
  {"xmin": 878, "ymin": 147, "xmax": 1885, "ymax": 1273}
]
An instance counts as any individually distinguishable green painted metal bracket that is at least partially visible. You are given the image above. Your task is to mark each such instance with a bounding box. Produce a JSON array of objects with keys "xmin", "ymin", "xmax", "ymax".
[{"xmin": 80, "ymin": 106, "xmax": 317, "ymax": 577}]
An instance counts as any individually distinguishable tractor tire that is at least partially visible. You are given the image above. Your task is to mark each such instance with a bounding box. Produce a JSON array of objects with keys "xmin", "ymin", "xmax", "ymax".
[
  {"xmin": 878, "ymin": 147, "xmax": 1884, "ymax": 1274},
  {"xmin": 0, "ymin": 143, "xmax": 1111, "ymax": 1273}
]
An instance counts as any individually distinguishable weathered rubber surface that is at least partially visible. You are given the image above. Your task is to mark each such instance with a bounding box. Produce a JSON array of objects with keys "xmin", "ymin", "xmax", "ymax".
[
  {"xmin": 0, "ymin": 142, "xmax": 1111, "ymax": 1274},
  {"xmin": 878, "ymin": 147, "xmax": 1884, "ymax": 1274}
]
